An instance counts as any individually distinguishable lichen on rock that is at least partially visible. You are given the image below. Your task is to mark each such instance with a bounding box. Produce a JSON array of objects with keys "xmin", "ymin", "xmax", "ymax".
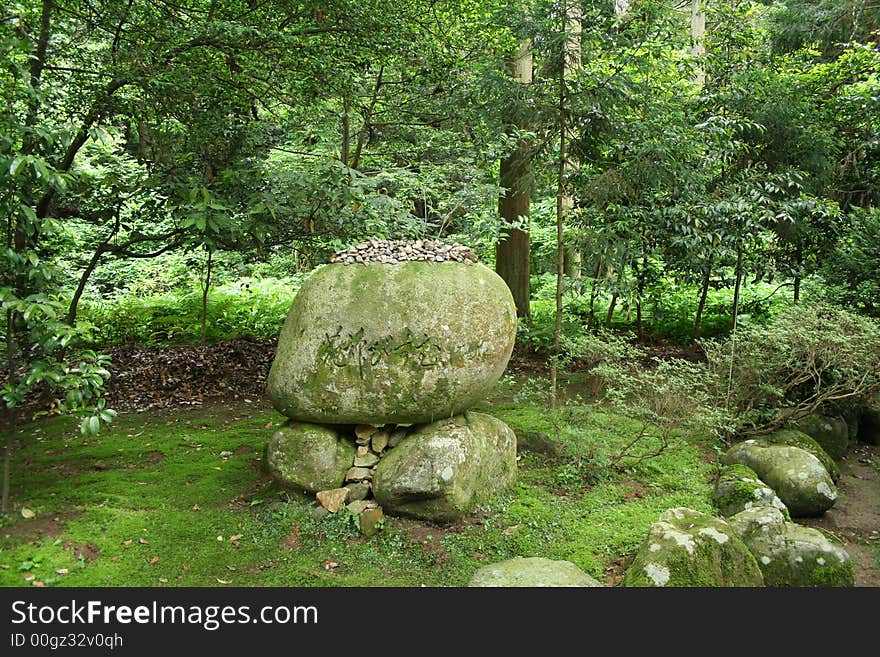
[
  {"xmin": 728, "ymin": 506, "xmax": 853, "ymax": 587},
  {"xmin": 372, "ymin": 412, "xmax": 517, "ymax": 522},
  {"xmin": 712, "ymin": 464, "xmax": 791, "ymax": 520},
  {"xmin": 469, "ymin": 557, "xmax": 602, "ymax": 587},
  {"xmin": 267, "ymin": 422, "xmax": 355, "ymax": 493},
  {"xmin": 623, "ymin": 507, "xmax": 764, "ymax": 587},
  {"xmin": 721, "ymin": 441, "xmax": 837, "ymax": 517},
  {"xmin": 267, "ymin": 261, "xmax": 517, "ymax": 425}
]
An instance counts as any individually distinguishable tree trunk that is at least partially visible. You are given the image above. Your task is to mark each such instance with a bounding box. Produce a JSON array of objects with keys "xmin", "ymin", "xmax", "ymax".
[
  {"xmin": 341, "ymin": 95, "xmax": 350, "ymax": 166},
  {"xmin": 1, "ymin": 429, "xmax": 10, "ymax": 514},
  {"xmin": 606, "ymin": 292, "xmax": 618, "ymax": 329},
  {"xmin": 587, "ymin": 260, "xmax": 601, "ymax": 330},
  {"xmin": 1, "ymin": 312, "xmax": 13, "ymax": 514},
  {"xmin": 200, "ymin": 248, "xmax": 213, "ymax": 345},
  {"xmin": 793, "ymin": 241, "xmax": 802, "ymax": 302},
  {"xmin": 636, "ymin": 256, "xmax": 648, "ymax": 343},
  {"xmin": 496, "ymin": 39, "xmax": 533, "ymax": 319},
  {"xmin": 564, "ymin": 246, "xmax": 582, "ymax": 292},
  {"xmin": 725, "ymin": 245, "xmax": 744, "ymax": 410},
  {"xmin": 691, "ymin": 0, "xmax": 706, "ymax": 88},
  {"xmin": 692, "ymin": 262, "xmax": 712, "ymax": 340}
]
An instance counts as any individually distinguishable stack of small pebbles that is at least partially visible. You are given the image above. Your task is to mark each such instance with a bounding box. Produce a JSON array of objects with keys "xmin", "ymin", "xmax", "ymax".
[{"xmin": 330, "ymin": 239, "xmax": 478, "ymax": 265}]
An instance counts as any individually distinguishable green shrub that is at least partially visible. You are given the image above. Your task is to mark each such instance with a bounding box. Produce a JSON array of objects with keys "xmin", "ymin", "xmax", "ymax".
[
  {"xmin": 79, "ymin": 276, "xmax": 304, "ymax": 346},
  {"xmin": 702, "ymin": 302, "xmax": 880, "ymax": 432}
]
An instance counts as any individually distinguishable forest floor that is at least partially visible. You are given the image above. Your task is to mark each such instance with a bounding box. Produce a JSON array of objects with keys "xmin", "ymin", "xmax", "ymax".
[{"xmin": 1, "ymin": 338, "xmax": 877, "ymax": 587}]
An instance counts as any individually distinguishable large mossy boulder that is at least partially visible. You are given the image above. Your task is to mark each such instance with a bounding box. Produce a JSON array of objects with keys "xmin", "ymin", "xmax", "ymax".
[
  {"xmin": 266, "ymin": 422, "xmax": 355, "ymax": 493},
  {"xmin": 789, "ymin": 415, "xmax": 849, "ymax": 461},
  {"xmin": 721, "ymin": 441, "xmax": 837, "ymax": 517},
  {"xmin": 622, "ymin": 508, "xmax": 764, "ymax": 587},
  {"xmin": 760, "ymin": 429, "xmax": 839, "ymax": 482},
  {"xmin": 729, "ymin": 507, "xmax": 853, "ymax": 587},
  {"xmin": 469, "ymin": 557, "xmax": 602, "ymax": 587},
  {"xmin": 372, "ymin": 412, "xmax": 516, "ymax": 522},
  {"xmin": 712, "ymin": 464, "xmax": 790, "ymax": 520},
  {"xmin": 267, "ymin": 262, "xmax": 517, "ymax": 425}
]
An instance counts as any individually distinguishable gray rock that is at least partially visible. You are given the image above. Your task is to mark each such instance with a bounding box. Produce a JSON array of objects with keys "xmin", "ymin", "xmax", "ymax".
[
  {"xmin": 760, "ymin": 429, "xmax": 840, "ymax": 482},
  {"xmin": 623, "ymin": 508, "xmax": 763, "ymax": 587},
  {"xmin": 266, "ymin": 262, "xmax": 517, "ymax": 425},
  {"xmin": 344, "ymin": 481, "xmax": 371, "ymax": 501},
  {"xmin": 266, "ymin": 423, "xmax": 355, "ymax": 493},
  {"xmin": 515, "ymin": 431, "xmax": 560, "ymax": 456},
  {"xmin": 373, "ymin": 412, "xmax": 517, "ymax": 522},
  {"xmin": 728, "ymin": 507, "xmax": 853, "ymax": 587},
  {"xmin": 722, "ymin": 441, "xmax": 838, "ymax": 517},
  {"xmin": 469, "ymin": 557, "xmax": 601, "ymax": 587},
  {"xmin": 353, "ymin": 452, "xmax": 380, "ymax": 467},
  {"xmin": 712, "ymin": 464, "xmax": 790, "ymax": 520},
  {"xmin": 345, "ymin": 467, "xmax": 373, "ymax": 482},
  {"xmin": 388, "ymin": 429, "xmax": 408, "ymax": 448}
]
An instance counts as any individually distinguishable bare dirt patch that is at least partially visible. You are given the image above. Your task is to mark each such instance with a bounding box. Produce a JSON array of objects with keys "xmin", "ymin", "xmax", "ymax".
[
  {"xmin": 64, "ymin": 541, "xmax": 101, "ymax": 563},
  {"xmin": 1, "ymin": 511, "xmax": 81, "ymax": 547}
]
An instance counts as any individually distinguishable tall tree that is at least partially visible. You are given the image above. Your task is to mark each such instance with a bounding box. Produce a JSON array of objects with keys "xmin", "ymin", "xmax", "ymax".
[{"xmin": 497, "ymin": 37, "xmax": 534, "ymax": 318}]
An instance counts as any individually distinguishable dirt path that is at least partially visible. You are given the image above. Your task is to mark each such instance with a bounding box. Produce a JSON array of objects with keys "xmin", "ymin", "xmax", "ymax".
[{"xmin": 801, "ymin": 443, "xmax": 880, "ymax": 587}]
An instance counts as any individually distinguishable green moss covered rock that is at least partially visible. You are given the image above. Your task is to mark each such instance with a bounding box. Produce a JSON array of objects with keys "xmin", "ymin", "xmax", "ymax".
[
  {"xmin": 712, "ymin": 464, "xmax": 790, "ymax": 520},
  {"xmin": 729, "ymin": 507, "xmax": 853, "ymax": 587},
  {"xmin": 722, "ymin": 441, "xmax": 837, "ymax": 517},
  {"xmin": 266, "ymin": 422, "xmax": 355, "ymax": 492},
  {"xmin": 789, "ymin": 415, "xmax": 849, "ymax": 461},
  {"xmin": 469, "ymin": 557, "xmax": 602, "ymax": 587},
  {"xmin": 372, "ymin": 412, "xmax": 516, "ymax": 522},
  {"xmin": 761, "ymin": 429, "xmax": 839, "ymax": 482},
  {"xmin": 267, "ymin": 262, "xmax": 517, "ymax": 425},
  {"xmin": 622, "ymin": 508, "xmax": 764, "ymax": 587}
]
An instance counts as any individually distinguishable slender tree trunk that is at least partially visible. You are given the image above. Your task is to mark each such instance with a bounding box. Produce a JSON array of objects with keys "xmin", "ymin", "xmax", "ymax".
[
  {"xmin": 587, "ymin": 260, "xmax": 601, "ymax": 330},
  {"xmin": 1, "ymin": 427, "xmax": 10, "ymax": 514},
  {"xmin": 497, "ymin": 39, "xmax": 533, "ymax": 319},
  {"xmin": 606, "ymin": 293, "xmax": 618, "ymax": 329},
  {"xmin": 341, "ymin": 95, "xmax": 350, "ymax": 166},
  {"xmin": 200, "ymin": 248, "xmax": 213, "ymax": 345},
  {"xmin": 2, "ymin": 309, "xmax": 17, "ymax": 513},
  {"xmin": 693, "ymin": 262, "xmax": 712, "ymax": 340},
  {"xmin": 726, "ymin": 244, "xmax": 744, "ymax": 410},
  {"xmin": 731, "ymin": 245, "xmax": 744, "ymax": 332},
  {"xmin": 551, "ymin": 67, "xmax": 566, "ymax": 406},
  {"xmin": 793, "ymin": 241, "xmax": 802, "ymax": 302},
  {"xmin": 351, "ymin": 66, "xmax": 384, "ymax": 171},
  {"xmin": 636, "ymin": 256, "xmax": 647, "ymax": 343},
  {"xmin": 691, "ymin": 0, "xmax": 706, "ymax": 88}
]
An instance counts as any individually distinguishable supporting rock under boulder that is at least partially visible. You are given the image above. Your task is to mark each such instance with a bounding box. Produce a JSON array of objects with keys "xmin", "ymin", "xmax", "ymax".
[
  {"xmin": 267, "ymin": 261, "xmax": 517, "ymax": 425},
  {"xmin": 789, "ymin": 415, "xmax": 849, "ymax": 461},
  {"xmin": 722, "ymin": 441, "xmax": 838, "ymax": 517},
  {"xmin": 372, "ymin": 412, "xmax": 517, "ymax": 522},
  {"xmin": 728, "ymin": 507, "xmax": 853, "ymax": 587},
  {"xmin": 469, "ymin": 557, "xmax": 602, "ymax": 587},
  {"xmin": 712, "ymin": 464, "xmax": 790, "ymax": 520},
  {"xmin": 623, "ymin": 508, "xmax": 764, "ymax": 587},
  {"xmin": 267, "ymin": 422, "xmax": 355, "ymax": 493}
]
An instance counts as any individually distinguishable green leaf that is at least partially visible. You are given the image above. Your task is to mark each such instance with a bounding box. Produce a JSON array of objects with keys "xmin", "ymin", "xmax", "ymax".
[
  {"xmin": 9, "ymin": 155, "xmax": 26, "ymax": 176},
  {"xmin": 88, "ymin": 415, "xmax": 101, "ymax": 435}
]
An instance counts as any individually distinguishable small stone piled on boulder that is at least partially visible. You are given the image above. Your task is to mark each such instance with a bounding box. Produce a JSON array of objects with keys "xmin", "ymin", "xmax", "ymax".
[
  {"xmin": 329, "ymin": 238, "xmax": 478, "ymax": 265},
  {"xmin": 266, "ymin": 238, "xmax": 518, "ymax": 527}
]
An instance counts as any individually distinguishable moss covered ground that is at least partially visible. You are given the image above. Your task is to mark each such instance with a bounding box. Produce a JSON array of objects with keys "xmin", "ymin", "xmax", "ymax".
[{"xmin": 0, "ymin": 378, "xmax": 721, "ymax": 587}]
